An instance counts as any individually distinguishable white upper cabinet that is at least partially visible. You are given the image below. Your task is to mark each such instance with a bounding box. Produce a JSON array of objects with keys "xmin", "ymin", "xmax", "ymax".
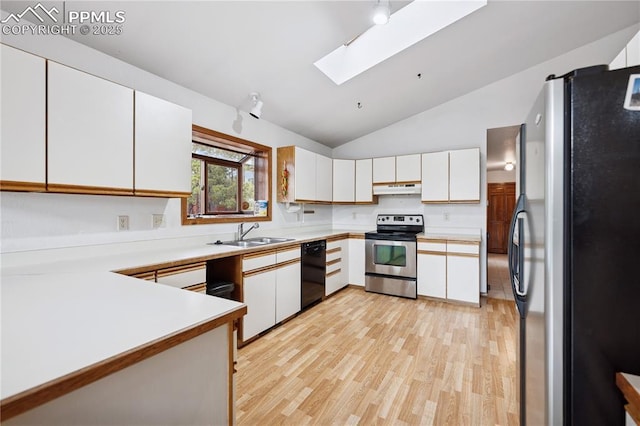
[
  {"xmin": 135, "ymin": 92, "xmax": 192, "ymax": 196},
  {"xmin": 355, "ymin": 159, "xmax": 374, "ymax": 203},
  {"xmin": 421, "ymin": 151, "xmax": 449, "ymax": 202},
  {"xmin": 316, "ymin": 154, "xmax": 333, "ymax": 202},
  {"xmin": 332, "ymin": 159, "xmax": 355, "ymax": 202},
  {"xmin": 47, "ymin": 61, "xmax": 134, "ymax": 193},
  {"xmin": 395, "ymin": 154, "xmax": 421, "ymax": 183},
  {"xmin": 294, "ymin": 147, "xmax": 316, "ymax": 201},
  {"xmin": 0, "ymin": 45, "xmax": 46, "ymax": 190},
  {"xmin": 372, "ymin": 156, "xmax": 396, "ymax": 183},
  {"xmin": 449, "ymin": 148, "xmax": 480, "ymax": 202},
  {"xmin": 422, "ymin": 148, "xmax": 480, "ymax": 203}
]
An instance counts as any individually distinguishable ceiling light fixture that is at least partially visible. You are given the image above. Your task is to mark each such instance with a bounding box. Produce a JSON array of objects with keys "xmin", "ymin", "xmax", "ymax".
[
  {"xmin": 249, "ymin": 92, "xmax": 263, "ymax": 119},
  {"xmin": 372, "ymin": 0, "xmax": 390, "ymax": 25},
  {"xmin": 504, "ymin": 162, "xmax": 515, "ymax": 171}
]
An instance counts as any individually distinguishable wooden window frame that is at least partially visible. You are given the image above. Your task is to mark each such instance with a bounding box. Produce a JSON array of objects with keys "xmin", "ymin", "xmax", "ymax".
[{"xmin": 182, "ymin": 125, "xmax": 272, "ymax": 225}]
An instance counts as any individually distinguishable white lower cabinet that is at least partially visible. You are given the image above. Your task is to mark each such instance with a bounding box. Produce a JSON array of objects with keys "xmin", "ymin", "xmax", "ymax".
[
  {"xmin": 417, "ymin": 241, "xmax": 447, "ymax": 299},
  {"xmin": 348, "ymin": 238, "xmax": 365, "ymax": 287},
  {"xmin": 241, "ymin": 247, "xmax": 301, "ymax": 342},
  {"xmin": 417, "ymin": 239, "xmax": 480, "ymax": 306},
  {"xmin": 446, "ymin": 242, "xmax": 480, "ymax": 306},
  {"xmin": 242, "ymin": 269, "xmax": 277, "ymax": 341},
  {"xmin": 276, "ymin": 262, "xmax": 301, "ymax": 323}
]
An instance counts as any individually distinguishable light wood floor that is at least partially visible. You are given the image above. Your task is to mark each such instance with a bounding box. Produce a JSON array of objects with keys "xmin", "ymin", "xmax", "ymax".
[{"xmin": 237, "ymin": 287, "xmax": 518, "ymax": 425}]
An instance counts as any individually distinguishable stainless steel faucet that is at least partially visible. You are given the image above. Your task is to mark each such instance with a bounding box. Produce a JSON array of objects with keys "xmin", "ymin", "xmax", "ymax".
[{"xmin": 237, "ymin": 222, "xmax": 259, "ymax": 240}]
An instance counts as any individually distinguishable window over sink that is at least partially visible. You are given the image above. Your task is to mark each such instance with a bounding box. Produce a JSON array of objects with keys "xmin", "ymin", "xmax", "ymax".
[{"xmin": 182, "ymin": 125, "xmax": 272, "ymax": 225}]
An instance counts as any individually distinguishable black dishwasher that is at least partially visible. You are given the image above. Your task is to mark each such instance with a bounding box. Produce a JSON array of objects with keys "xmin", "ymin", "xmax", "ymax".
[{"xmin": 301, "ymin": 240, "xmax": 326, "ymax": 310}]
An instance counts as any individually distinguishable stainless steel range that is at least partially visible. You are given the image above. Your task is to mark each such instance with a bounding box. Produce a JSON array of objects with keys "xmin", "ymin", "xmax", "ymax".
[{"xmin": 364, "ymin": 214, "xmax": 424, "ymax": 299}]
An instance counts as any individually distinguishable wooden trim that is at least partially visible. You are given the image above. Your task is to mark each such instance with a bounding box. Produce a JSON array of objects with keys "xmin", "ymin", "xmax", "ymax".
[
  {"xmin": 46, "ymin": 183, "xmax": 134, "ymax": 196},
  {"xmin": 417, "ymin": 250, "xmax": 446, "ymax": 256},
  {"xmin": 243, "ymin": 264, "xmax": 277, "ymax": 278},
  {"xmin": 417, "ymin": 238, "xmax": 448, "ymax": 244},
  {"xmin": 134, "ymin": 189, "xmax": 190, "ymax": 198},
  {"xmin": 0, "ymin": 181, "xmax": 47, "ymax": 192},
  {"xmin": 0, "ymin": 307, "xmax": 246, "ymax": 421},
  {"xmin": 130, "ymin": 271, "xmax": 156, "ymax": 281},
  {"xmin": 394, "ymin": 180, "xmax": 421, "ymax": 185},
  {"xmin": 243, "ymin": 249, "xmax": 277, "ymax": 260},
  {"xmin": 617, "ymin": 373, "xmax": 640, "ymax": 424},
  {"xmin": 326, "ymin": 235, "xmax": 348, "ymax": 243},
  {"xmin": 326, "ymin": 247, "xmax": 341, "ymax": 255},
  {"xmin": 326, "ymin": 258, "xmax": 341, "ymax": 267},
  {"xmin": 421, "ymin": 200, "xmax": 449, "ymax": 204},
  {"xmin": 276, "ymin": 258, "xmax": 301, "ymax": 269},
  {"xmin": 447, "ymin": 252, "xmax": 480, "ymax": 258},
  {"xmin": 326, "ymin": 268, "xmax": 342, "ymax": 278},
  {"xmin": 156, "ymin": 262, "xmax": 206, "ymax": 277},
  {"xmin": 348, "ymin": 233, "xmax": 365, "ymax": 240},
  {"xmin": 372, "ymin": 180, "xmax": 396, "ymax": 185},
  {"xmin": 183, "ymin": 283, "xmax": 206, "ymax": 293},
  {"xmin": 449, "ymin": 199, "xmax": 481, "ymax": 204},
  {"xmin": 447, "ymin": 240, "xmax": 481, "ymax": 245},
  {"xmin": 277, "ymin": 243, "xmax": 301, "ymax": 252}
]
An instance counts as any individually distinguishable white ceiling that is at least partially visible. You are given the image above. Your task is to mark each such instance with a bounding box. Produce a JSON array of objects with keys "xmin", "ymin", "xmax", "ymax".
[
  {"xmin": 3, "ymin": 1, "xmax": 639, "ymax": 148},
  {"xmin": 487, "ymin": 125, "xmax": 519, "ymax": 171}
]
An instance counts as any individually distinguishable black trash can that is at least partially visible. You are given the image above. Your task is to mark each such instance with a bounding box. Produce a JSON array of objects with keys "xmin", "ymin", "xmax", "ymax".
[{"xmin": 206, "ymin": 281, "xmax": 235, "ymax": 300}]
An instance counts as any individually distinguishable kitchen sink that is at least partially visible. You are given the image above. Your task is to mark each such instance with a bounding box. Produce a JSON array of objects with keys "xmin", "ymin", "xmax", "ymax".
[
  {"xmin": 244, "ymin": 237, "xmax": 296, "ymax": 244},
  {"xmin": 208, "ymin": 237, "xmax": 295, "ymax": 247}
]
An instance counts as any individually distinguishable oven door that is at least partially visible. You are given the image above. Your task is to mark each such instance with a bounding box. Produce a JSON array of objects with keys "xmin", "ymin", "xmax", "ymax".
[{"xmin": 365, "ymin": 239, "xmax": 417, "ymax": 278}]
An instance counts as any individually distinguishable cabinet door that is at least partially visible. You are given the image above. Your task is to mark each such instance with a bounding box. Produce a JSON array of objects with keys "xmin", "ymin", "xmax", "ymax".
[
  {"xmin": 332, "ymin": 159, "xmax": 355, "ymax": 202},
  {"xmin": 417, "ymin": 253, "xmax": 447, "ymax": 299},
  {"xmin": 372, "ymin": 156, "xmax": 395, "ymax": 184},
  {"xmin": 294, "ymin": 147, "xmax": 316, "ymax": 201},
  {"xmin": 48, "ymin": 62, "xmax": 134, "ymax": 193},
  {"xmin": 421, "ymin": 151, "xmax": 449, "ymax": 202},
  {"xmin": 276, "ymin": 262, "xmax": 301, "ymax": 323},
  {"xmin": 395, "ymin": 154, "xmax": 421, "ymax": 183},
  {"xmin": 447, "ymin": 243, "xmax": 480, "ymax": 306},
  {"xmin": 135, "ymin": 92, "xmax": 192, "ymax": 196},
  {"xmin": 355, "ymin": 159, "xmax": 373, "ymax": 203},
  {"xmin": 243, "ymin": 270, "xmax": 276, "ymax": 340},
  {"xmin": 0, "ymin": 45, "xmax": 46, "ymax": 189},
  {"xmin": 449, "ymin": 148, "xmax": 480, "ymax": 202},
  {"xmin": 348, "ymin": 238, "xmax": 365, "ymax": 286},
  {"xmin": 315, "ymin": 154, "xmax": 333, "ymax": 202}
]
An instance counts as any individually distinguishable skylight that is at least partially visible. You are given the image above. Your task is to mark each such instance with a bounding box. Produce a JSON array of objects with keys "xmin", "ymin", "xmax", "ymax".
[{"xmin": 314, "ymin": 0, "xmax": 487, "ymax": 85}]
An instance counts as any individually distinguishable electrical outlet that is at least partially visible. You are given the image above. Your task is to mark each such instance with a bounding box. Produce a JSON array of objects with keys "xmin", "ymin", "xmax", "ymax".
[
  {"xmin": 117, "ymin": 215, "xmax": 129, "ymax": 231},
  {"xmin": 152, "ymin": 214, "xmax": 165, "ymax": 229}
]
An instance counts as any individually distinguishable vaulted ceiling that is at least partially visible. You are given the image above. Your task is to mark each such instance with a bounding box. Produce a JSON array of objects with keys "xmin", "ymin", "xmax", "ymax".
[{"xmin": 3, "ymin": 1, "xmax": 639, "ymax": 147}]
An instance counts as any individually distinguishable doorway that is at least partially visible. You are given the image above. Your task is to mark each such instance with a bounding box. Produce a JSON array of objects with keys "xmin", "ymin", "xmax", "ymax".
[
  {"xmin": 487, "ymin": 182, "xmax": 516, "ymax": 254},
  {"xmin": 486, "ymin": 125, "xmax": 519, "ymax": 300}
]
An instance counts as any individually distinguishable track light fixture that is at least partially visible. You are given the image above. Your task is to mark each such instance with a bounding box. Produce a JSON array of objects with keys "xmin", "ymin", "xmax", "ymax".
[
  {"xmin": 372, "ymin": 0, "xmax": 390, "ymax": 25},
  {"xmin": 249, "ymin": 92, "xmax": 263, "ymax": 119}
]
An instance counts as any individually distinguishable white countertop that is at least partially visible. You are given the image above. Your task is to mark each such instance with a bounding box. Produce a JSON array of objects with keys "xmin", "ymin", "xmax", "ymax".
[
  {"xmin": 0, "ymin": 227, "xmax": 358, "ymax": 405},
  {"xmin": 0, "ymin": 271, "xmax": 244, "ymax": 401}
]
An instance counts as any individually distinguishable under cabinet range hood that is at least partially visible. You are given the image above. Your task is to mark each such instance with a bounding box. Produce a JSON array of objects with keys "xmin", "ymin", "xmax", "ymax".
[{"xmin": 372, "ymin": 183, "xmax": 422, "ymax": 195}]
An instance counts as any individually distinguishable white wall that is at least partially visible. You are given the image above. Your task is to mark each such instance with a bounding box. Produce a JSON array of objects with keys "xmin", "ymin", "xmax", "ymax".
[
  {"xmin": 0, "ymin": 17, "xmax": 332, "ymax": 252},
  {"xmin": 332, "ymin": 24, "xmax": 639, "ymax": 293},
  {"xmin": 487, "ymin": 170, "xmax": 516, "ymax": 183}
]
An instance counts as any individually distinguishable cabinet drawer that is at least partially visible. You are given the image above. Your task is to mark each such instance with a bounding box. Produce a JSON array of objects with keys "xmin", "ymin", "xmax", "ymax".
[
  {"xmin": 326, "ymin": 259, "xmax": 341, "ymax": 275},
  {"xmin": 447, "ymin": 243, "xmax": 480, "ymax": 255},
  {"xmin": 327, "ymin": 240, "xmax": 343, "ymax": 251},
  {"xmin": 156, "ymin": 266, "xmax": 206, "ymax": 289},
  {"xmin": 418, "ymin": 242, "xmax": 447, "ymax": 253},
  {"xmin": 326, "ymin": 247, "xmax": 342, "ymax": 262},
  {"xmin": 243, "ymin": 252, "xmax": 277, "ymax": 272},
  {"xmin": 276, "ymin": 247, "xmax": 300, "ymax": 264}
]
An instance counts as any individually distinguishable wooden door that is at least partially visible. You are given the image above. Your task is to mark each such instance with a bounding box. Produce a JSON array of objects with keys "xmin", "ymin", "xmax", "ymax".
[{"xmin": 487, "ymin": 183, "xmax": 516, "ymax": 254}]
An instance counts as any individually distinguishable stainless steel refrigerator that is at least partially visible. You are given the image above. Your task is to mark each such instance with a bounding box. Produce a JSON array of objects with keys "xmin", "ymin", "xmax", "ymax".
[{"xmin": 509, "ymin": 64, "xmax": 640, "ymax": 425}]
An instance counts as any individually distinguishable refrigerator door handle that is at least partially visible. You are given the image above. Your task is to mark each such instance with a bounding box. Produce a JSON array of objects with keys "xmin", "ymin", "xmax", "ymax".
[{"xmin": 508, "ymin": 194, "xmax": 527, "ymax": 315}]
